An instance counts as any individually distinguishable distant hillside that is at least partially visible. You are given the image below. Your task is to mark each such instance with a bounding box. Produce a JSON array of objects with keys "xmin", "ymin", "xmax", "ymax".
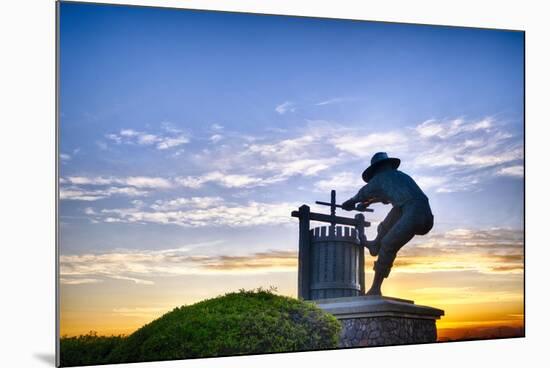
[
  {"xmin": 438, "ymin": 325, "xmax": 524, "ymax": 342},
  {"xmin": 60, "ymin": 288, "xmax": 341, "ymax": 366}
]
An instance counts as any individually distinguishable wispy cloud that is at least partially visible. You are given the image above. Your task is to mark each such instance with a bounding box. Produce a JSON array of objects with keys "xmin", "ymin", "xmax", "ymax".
[
  {"xmin": 85, "ymin": 196, "xmax": 297, "ymax": 227},
  {"xmin": 59, "ymin": 278, "xmax": 103, "ymax": 285},
  {"xmin": 60, "ymin": 171, "xmax": 280, "ymax": 202},
  {"xmin": 242, "ymin": 132, "xmax": 343, "ymax": 179},
  {"xmin": 410, "ymin": 118, "xmax": 521, "ymax": 169},
  {"xmin": 59, "ymin": 176, "xmax": 174, "ymax": 201},
  {"xmin": 209, "ymin": 134, "xmax": 223, "ymax": 143},
  {"xmin": 331, "ymin": 131, "xmax": 408, "ymax": 157},
  {"xmin": 184, "ymin": 130, "xmax": 346, "ymax": 188},
  {"xmin": 150, "ymin": 196, "xmax": 224, "ymax": 211},
  {"xmin": 63, "ymin": 176, "xmax": 173, "ymax": 189},
  {"xmin": 314, "ymin": 172, "xmax": 363, "ymax": 192},
  {"xmin": 316, "ymin": 97, "xmax": 360, "ymax": 106},
  {"xmin": 275, "ymin": 101, "xmax": 296, "ymax": 115},
  {"xmin": 394, "ymin": 227, "xmax": 524, "ymax": 274},
  {"xmin": 60, "ymin": 247, "xmax": 297, "ymax": 285},
  {"xmin": 328, "ymin": 117, "xmax": 522, "ymax": 193},
  {"xmin": 63, "ymin": 116, "xmax": 523, "ymax": 202},
  {"xmin": 415, "ymin": 118, "xmax": 493, "ymax": 139},
  {"xmin": 60, "ymin": 186, "xmax": 148, "ymax": 201},
  {"xmin": 200, "ymin": 250, "xmax": 297, "ymax": 271},
  {"xmin": 123, "ymin": 177, "xmax": 173, "ymax": 188},
  {"xmin": 60, "ymin": 153, "xmax": 71, "ymax": 161},
  {"xmin": 156, "ymin": 136, "xmax": 189, "ymax": 150},
  {"xmin": 414, "ymin": 176, "xmax": 448, "ymax": 191},
  {"xmin": 497, "ymin": 165, "xmax": 524, "ymax": 177},
  {"xmin": 110, "ymin": 275, "xmax": 155, "ymax": 285},
  {"xmin": 185, "ymin": 117, "xmax": 522, "ymax": 194},
  {"xmin": 176, "ymin": 171, "xmax": 265, "ymax": 189},
  {"xmin": 60, "ymin": 148, "xmax": 81, "ymax": 161},
  {"xmin": 60, "ymin": 226, "xmax": 522, "ymax": 286},
  {"xmin": 106, "ymin": 128, "xmax": 189, "ymax": 150}
]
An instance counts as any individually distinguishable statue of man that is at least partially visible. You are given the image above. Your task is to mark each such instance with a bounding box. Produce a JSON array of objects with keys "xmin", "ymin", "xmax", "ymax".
[{"xmin": 342, "ymin": 152, "xmax": 434, "ymax": 296}]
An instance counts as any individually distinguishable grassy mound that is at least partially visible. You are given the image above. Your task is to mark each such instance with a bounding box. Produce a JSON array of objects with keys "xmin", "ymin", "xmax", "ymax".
[
  {"xmin": 59, "ymin": 332, "xmax": 123, "ymax": 367},
  {"xmin": 60, "ymin": 289, "xmax": 341, "ymax": 366}
]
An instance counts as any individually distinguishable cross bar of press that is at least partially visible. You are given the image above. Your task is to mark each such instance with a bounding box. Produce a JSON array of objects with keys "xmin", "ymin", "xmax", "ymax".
[
  {"xmin": 315, "ymin": 201, "xmax": 374, "ymax": 212},
  {"xmin": 291, "ymin": 210, "xmax": 371, "ymax": 227}
]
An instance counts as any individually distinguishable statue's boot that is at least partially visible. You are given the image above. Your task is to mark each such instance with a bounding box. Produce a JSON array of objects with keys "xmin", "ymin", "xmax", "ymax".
[
  {"xmin": 366, "ymin": 271, "xmax": 384, "ymax": 296},
  {"xmin": 365, "ymin": 285, "xmax": 382, "ymax": 296}
]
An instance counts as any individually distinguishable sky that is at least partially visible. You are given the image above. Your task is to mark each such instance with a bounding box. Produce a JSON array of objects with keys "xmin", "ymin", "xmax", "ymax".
[{"xmin": 58, "ymin": 2, "xmax": 524, "ymax": 337}]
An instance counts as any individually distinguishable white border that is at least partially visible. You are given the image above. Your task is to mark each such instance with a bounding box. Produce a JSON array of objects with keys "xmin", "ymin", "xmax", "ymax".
[{"xmin": 1, "ymin": 1, "xmax": 549, "ymax": 367}]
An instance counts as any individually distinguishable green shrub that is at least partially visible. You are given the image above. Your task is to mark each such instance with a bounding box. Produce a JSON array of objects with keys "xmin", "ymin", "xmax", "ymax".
[
  {"xmin": 107, "ymin": 288, "xmax": 340, "ymax": 363},
  {"xmin": 60, "ymin": 288, "xmax": 341, "ymax": 366},
  {"xmin": 59, "ymin": 332, "xmax": 123, "ymax": 367}
]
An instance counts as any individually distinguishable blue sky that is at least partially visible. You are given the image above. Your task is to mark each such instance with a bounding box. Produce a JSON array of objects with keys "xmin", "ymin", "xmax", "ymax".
[{"xmin": 58, "ymin": 2, "xmax": 524, "ymax": 335}]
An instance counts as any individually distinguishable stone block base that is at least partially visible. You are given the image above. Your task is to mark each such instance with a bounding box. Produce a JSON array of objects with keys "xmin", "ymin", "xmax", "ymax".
[
  {"xmin": 316, "ymin": 295, "xmax": 444, "ymax": 347},
  {"xmin": 339, "ymin": 316, "xmax": 436, "ymax": 347}
]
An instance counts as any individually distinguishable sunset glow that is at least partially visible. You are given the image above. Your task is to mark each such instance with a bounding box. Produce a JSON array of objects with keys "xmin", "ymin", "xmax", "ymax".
[{"xmin": 58, "ymin": 3, "xmax": 524, "ymax": 342}]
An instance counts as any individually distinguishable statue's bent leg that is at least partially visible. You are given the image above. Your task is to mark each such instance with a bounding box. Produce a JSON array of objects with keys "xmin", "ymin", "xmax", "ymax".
[
  {"xmin": 368, "ymin": 206, "xmax": 402, "ymax": 256},
  {"xmin": 367, "ymin": 201, "xmax": 433, "ymax": 296},
  {"xmin": 365, "ymin": 212, "xmax": 416, "ymax": 296},
  {"xmin": 374, "ymin": 211, "xmax": 417, "ymax": 278}
]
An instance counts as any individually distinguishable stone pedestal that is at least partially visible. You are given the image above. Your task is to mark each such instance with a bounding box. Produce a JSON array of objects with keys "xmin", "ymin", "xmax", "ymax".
[{"xmin": 316, "ymin": 295, "xmax": 444, "ymax": 347}]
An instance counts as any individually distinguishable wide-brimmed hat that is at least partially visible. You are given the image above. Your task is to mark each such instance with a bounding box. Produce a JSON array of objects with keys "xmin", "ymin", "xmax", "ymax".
[{"xmin": 362, "ymin": 152, "xmax": 400, "ymax": 182}]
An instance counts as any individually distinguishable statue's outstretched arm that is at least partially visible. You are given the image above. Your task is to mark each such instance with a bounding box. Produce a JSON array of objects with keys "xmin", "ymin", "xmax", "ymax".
[
  {"xmin": 342, "ymin": 183, "xmax": 378, "ymax": 210},
  {"xmin": 353, "ymin": 183, "xmax": 381, "ymax": 204}
]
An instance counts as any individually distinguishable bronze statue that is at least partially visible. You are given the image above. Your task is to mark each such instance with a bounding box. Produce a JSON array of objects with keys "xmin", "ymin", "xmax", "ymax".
[{"xmin": 342, "ymin": 152, "xmax": 434, "ymax": 296}]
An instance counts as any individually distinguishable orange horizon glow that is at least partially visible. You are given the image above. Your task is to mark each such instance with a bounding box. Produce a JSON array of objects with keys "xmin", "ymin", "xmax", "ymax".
[
  {"xmin": 60, "ymin": 268, "xmax": 524, "ymax": 338},
  {"xmin": 60, "ymin": 226, "xmax": 524, "ymax": 339}
]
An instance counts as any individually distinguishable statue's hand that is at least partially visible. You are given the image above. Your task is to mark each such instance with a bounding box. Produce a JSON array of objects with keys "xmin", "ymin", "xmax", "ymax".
[
  {"xmin": 341, "ymin": 199, "xmax": 356, "ymax": 211},
  {"xmin": 356, "ymin": 202, "xmax": 369, "ymax": 211}
]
